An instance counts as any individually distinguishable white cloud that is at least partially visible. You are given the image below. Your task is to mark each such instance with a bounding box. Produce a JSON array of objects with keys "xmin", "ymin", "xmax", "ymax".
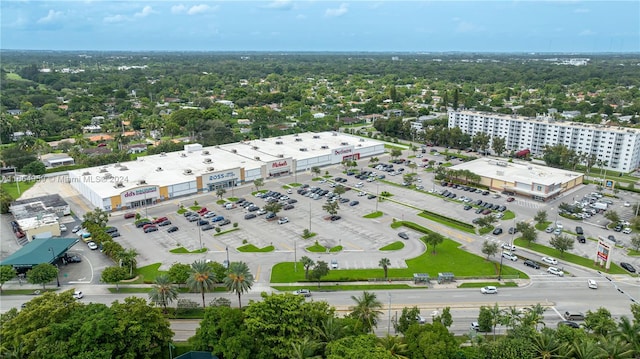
[
  {"xmin": 574, "ymin": 8, "xmax": 590, "ymax": 13},
  {"xmin": 325, "ymin": 3, "xmax": 348, "ymax": 17},
  {"xmin": 187, "ymin": 4, "xmax": 210, "ymax": 15},
  {"xmin": 135, "ymin": 6, "xmax": 153, "ymax": 18},
  {"xmin": 579, "ymin": 29, "xmax": 595, "ymax": 36},
  {"xmin": 38, "ymin": 9, "xmax": 63, "ymax": 24},
  {"xmin": 265, "ymin": 0, "xmax": 293, "ymax": 10},
  {"xmin": 171, "ymin": 4, "xmax": 186, "ymax": 14},
  {"xmin": 103, "ymin": 14, "xmax": 127, "ymax": 23},
  {"xmin": 452, "ymin": 17, "xmax": 482, "ymax": 33}
]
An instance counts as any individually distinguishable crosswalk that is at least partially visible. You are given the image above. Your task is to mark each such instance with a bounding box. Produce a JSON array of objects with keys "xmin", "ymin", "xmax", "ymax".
[{"xmin": 515, "ymin": 199, "xmax": 541, "ymax": 209}]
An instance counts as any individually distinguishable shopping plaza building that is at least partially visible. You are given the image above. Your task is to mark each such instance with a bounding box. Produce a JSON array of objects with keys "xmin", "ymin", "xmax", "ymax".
[
  {"xmin": 448, "ymin": 110, "xmax": 640, "ymax": 173},
  {"xmin": 68, "ymin": 132, "xmax": 385, "ymax": 211}
]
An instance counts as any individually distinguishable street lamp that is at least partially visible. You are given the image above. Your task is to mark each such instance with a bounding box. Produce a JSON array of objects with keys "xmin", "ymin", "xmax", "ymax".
[
  {"xmin": 387, "ymin": 293, "xmax": 392, "ymax": 335},
  {"xmin": 225, "ymin": 246, "xmax": 230, "ymax": 267},
  {"xmin": 294, "ymin": 237, "xmax": 298, "ymax": 272},
  {"xmin": 498, "ymin": 248, "xmax": 504, "ymax": 281},
  {"xmin": 48, "ymin": 247, "xmax": 60, "ymax": 287},
  {"xmin": 376, "ymin": 183, "xmax": 380, "ymax": 212}
]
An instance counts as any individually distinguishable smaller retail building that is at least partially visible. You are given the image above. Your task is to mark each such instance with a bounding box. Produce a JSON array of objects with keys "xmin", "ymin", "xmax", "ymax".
[{"xmin": 449, "ymin": 158, "xmax": 583, "ymax": 201}]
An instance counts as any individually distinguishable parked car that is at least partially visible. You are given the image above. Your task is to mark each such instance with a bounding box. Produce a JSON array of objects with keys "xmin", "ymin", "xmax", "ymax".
[
  {"xmin": 203, "ymin": 211, "xmax": 217, "ymax": 218},
  {"xmin": 506, "ymin": 197, "xmax": 515, "ymax": 202},
  {"xmin": 577, "ymin": 235, "xmax": 586, "ymax": 243},
  {"xmin": 575, "ymin": 226, "xmax": 584, "ymax": 235},
  {"xmin": 547, "ymin": 267, "xmax": 564, "ymax": 277},
  {"xmin": 109, "ymin": 231, "xmax": 121, "ymax": 238},
  {"xmin": 541, "ymin": 257, "xmax": 558, "ymax": 265},
  {"xmin": 623, "ymin": 228, "xmax": 632, "ymax": 234},
  {"xmin": 66, "ymin": 255, "xmax": 82, "ymax": 263},
  {"xmin": 167, "ymin": 226, "xmax": 179, "ymax": 233},
  {"xmin": 201, "ymin": 224, "xmax": 215, "ymax": 231},
  {"xmin": 492, "ymin": 228, "xmax": 503, "ymax": 235},
  {"xmin": 158, "ymin": 220, "xmax": 172, "ymax": 227},
  {"xmin": 349, "ymin": 200, "xmax": 360, "ymax": 206},
  {"xmin": 545, "ymin": 226, "xmax": 554, "ymax": 233},
  {"xmin": 153, "ymin": 217, "xmax": 168, "ymax": 224},
  {"xmin": 398, "ymin": 232, "xmax": 409, "ymax": 240},
  {"xmin": 558, "ymin": 321, "xmax": 580, "ymax": 329},
  {"xmin": 124, "ymin": 212, "xmax": 136, "ymax": 219},
  {"xmin": 72, "ymin": 225, "xmax": 82, "ymax": 233},
  {"xmin": 144, "ymin": 226, "xmax": 158, "ymax": 233},
  {"xmin": 244, "ymin": 213, "xmax": 257, "ymax": 220},
  {"xmin": 278, "ymin": 217, "xmax": 289, "ymax": 224},
  {"xmin": 564, "ymin": 311, "xmax": 585, "ymax": 321},
  {"xmin": 211, "ymin": 216, "xmax": 225, "ymax": 223},
  {"xmin": 501, "ymin": 243, "xmax": 516, "ymax": 251},
  {"xmin": 59, "ymin": 224, "xmax": 67, "ymax": 232},
  {"xmin": 87, "ymin": 241, "xmax": 98, "ymax": 250},
  {"xmin": 481, "ymin": 286, "xmax": 498, "ymax": 294},
  {"xmin": 331, "ymin": 259, "xmax": 338, "ymax": 269},
  {"xmin": 219, "ymin": 219, "xmax": 231, "ymax": 226},
  {"xmin": 523, "ymin": 260, "xmax": 540, "ymax": 269},
  {"xmin": 620, "ymin": 262, "xmax": 637, "ymax": 273},
  {"xmin": 330, "ymin": 215, "xmax": 341, "ymax": 221}
]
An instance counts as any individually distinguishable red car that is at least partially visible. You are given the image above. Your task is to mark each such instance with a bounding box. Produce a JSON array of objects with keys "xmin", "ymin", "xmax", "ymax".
[
  {"xmin": 197, "ymin": 208, "xmax": 208, "ymax": 215},
  {"xmin": 506, "ymin": 197, "xmax": 515, "ymax": 202},
  {"xmin": 124, "ymin": 212, "xmax": 136, "ymax": 219},
  {"xmin": 153, "ymin": 217, "xmax": 168, "ymax": 224}
]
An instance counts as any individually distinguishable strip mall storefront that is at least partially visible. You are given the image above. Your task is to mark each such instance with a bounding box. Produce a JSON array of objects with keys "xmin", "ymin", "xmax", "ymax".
[
  {"xmin": 267, "ymin": 158, "xmax": 292, "ymax": 177},
  {"xmin": 119, "ymin": 186, "xmax": 160, "ymax": 209},
  {"xmin": 331, "ymin": 145, "xmax": 359, "ymax": 163},
  {"xmin": 202, "ymin": 168, "xmax": 241, "ymax": 191}
]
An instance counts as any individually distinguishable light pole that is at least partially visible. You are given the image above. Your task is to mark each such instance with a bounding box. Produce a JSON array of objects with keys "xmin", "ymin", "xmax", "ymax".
[
  {"xmin": 48, "ymin": 247, "xmax": 60, "ymax": 287},
  {"xmin": 376, "ymin": 183, "xmax": 380, "ymax": 212},
  {"xmin": 387, "ymin": 293, "xmax": 392, "ymax": 335},
  {"xmin": 225, "ymin": 246, "xmax": 230, "ymax": 266},
  {"xmin": 498, "ymin": 248, "xmax": 504, "ymax": 281},
  {"xmin": 294, "ymin": 237, "xmax": 298, "ymax": 272}
]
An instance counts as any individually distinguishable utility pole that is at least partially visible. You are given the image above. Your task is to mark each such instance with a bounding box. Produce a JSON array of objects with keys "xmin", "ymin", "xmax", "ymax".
[{"xmin": 387, "ymin": 293, "xmax": 392, "ymax": 335}]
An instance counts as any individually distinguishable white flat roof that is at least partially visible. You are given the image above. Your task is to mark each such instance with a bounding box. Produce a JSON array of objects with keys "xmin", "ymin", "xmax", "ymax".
[
  {"xmin": 450, "ymin": 157, "xmax": 582, "ymax": 186},
  {"xmin": 69, "ymin": 131, "xmax": 384, "ymax": 198}
]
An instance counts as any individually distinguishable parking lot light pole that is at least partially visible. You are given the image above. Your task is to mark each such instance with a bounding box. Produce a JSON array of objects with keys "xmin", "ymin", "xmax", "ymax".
[
  {"xmin": 49, "ymin": 247, "xmax": 60, "ymax": 287},
  {"xmin": 387, "ymin": 293, "xmax": 392, "ymax": 335},
  {"xmin": 498, "ymin": 249, "xmax": 504, "ymax": 281},
  {"xmin": 226, "ymin": 246, "xmax": 230, "ymax": 266}
]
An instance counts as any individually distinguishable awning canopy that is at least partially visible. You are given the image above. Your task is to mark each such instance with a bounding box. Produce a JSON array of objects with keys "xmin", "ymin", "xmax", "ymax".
[{"xmin": 0, "ymin": 237, "xmax": 79, "ymax": 267}]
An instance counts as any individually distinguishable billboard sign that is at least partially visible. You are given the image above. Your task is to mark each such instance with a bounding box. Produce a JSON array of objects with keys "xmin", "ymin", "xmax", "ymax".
[{"xmin": 595, "ymin": 238, "xmax": 612, "ymax": 270}]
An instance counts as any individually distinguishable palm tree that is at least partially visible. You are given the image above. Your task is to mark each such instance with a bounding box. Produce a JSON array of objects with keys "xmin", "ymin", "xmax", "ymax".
[
  {"xmin": 349, "ymin": 291, "xmax": 383, "ymax": 333},
  {"xmin": 596, "ymin": 336, "xmax": 635, "ymax": 359},
  {"xmin": 530, "ymin": 330, "xmax": 564, "ymax": 359},
  {"xmin": 379, "ymin": 258, "xmax": 391, "ymax": 279},
  {"xmin": 187, "ymin": 260, "xmax": 216, "ymax": 308},
  {"xmin": 615, "ymin": 316, "xmax": 640, "ymax": 354},
  {"xmin": 290, "ymin": 337, "xmax": 321, "ymax": 359},
  {"xmin": 501, "ymin": 306, "xmax": 522, "ymax": 331},
  {"xmin": 565, "ymin": 336, "xmax": 601, "ymax": 359},
  {"xmin": 148, "ymin": 274, "xmax": 178, "ymax": 313},
  {"xmin": 314, "ymin": 317, "xmax": 347, "ymax": 347},
  {"xmin": 216, "ymin": 187, "xmax": 226, "ymax": 200},
  {"xmin": 377, "ymin": 335, "xmax": 409, "ymax": 359},
  {"xmin": 223, "ymin": 261, "xmax": 254, "ymax": 308},
  {"xmin": 117, "ymin": 248, "xmax": 138, "ymax": 277},
  {"xmin": 301, "ymin": 256, "xmax": 314, "ymax": 279}
]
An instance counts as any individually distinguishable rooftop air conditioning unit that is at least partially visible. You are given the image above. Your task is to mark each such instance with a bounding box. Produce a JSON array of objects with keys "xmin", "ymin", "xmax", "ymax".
[
  {"xmin": 332, "ymin": 132, "xmax": 338, "ymax": 136},
  {"xmin": 160, "ymin": 152, "xmax": 166, "ymax": 157},
  {"xmin": 295, "ymin": 138, "xmax": 303, "ymax": 142},
  {"xmin": 278, "ymin": 154, "xmax": 284, "ymax": 158},
  {"xmin": 120, "ymin": 166, "xmax": 128, "ymax": 171},
  {"xmin": 99, "ymin": 168, "xmax": 107, "ymax": 173},
  {"xmin": 180, "ymin": 153, "xmax": 187, "ymax": 157},
  {"xmin": 103, "ymin": 173, "xmax": 113, "ymax": 179},
  {"xmin": 137, "ymin": 180, "xmax": 146, "ymax": 185},
  {"xmin": 313, "ymin": 135, "xmax": 320, "ymax": 139},
  {"xmin": 340, "ymin": 142, "xmax": 349, "ymax": 145},
  {"xmin": 207, "ymin": 167, "xmax": 215, "ymax": 172},
  {"xmin": 275, "ymin": 141, "xmax": 283, "ymax": 145},
  {"xmin": 183, "ymin": 169, "xmax": 193, "ymax": 175},
  {"xmin": 115, "ymin": 182, "xmax": 124, "ymax": 188},
  {"xmin": 359, "ymin": 138, "xmax": 365, "ymax": 142},
  {"xmin": 82, "ymin": 171, "xmax": 91, "ymax": 176},
  {"xmin": 114, "ymin": 163, "xmax": 121, "ymax": 167},
  {"xmin": 202, "ymin": 150, "xmax": 210, "ymax": 155},
  {"xmin": 156, "ymin": 167, "xmax": 163, "ymax": 172},
  {"xmin": 299, "ymin": 148, "xmax": 307, "ymax": 152},
  {"xmin": 254, "ymin": 156, "xmax": 260, "ymax": 160},
  {"xmin": 252, "ymin": 146, "xmax": 258, "ymax": 150},
  {"xmin": 203, "ymin": 158, "xmax": 212, "ymax": 164},
  {"xmin": 231, "ymin": 149, "xmax": 237, "ymax": 153},
  {"xmin": 321, "ymin": 145, "xmax": 329, "ymax": 149}
]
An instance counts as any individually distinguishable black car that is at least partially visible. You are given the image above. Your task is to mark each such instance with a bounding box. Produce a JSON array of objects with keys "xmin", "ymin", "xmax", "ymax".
[
  {"xmin": 283, "ymin": 204, "xmax": 295, "ymax": 210},
  {"xmin": 109, "ymin": 231, "xmax": 121, "ymax": 238},
  {"xmin": 330, "ymin": 215, "xmax": 341, "ymax": 221},
  {"xmin": 158, "ymin": 220, "xmax": 172, "ymax": 227},
  {"xmin": 523, "ymin": 260, "xmax": 540, "ymax": 269},
  {"xmin": 350, "ymin": 200, "xmax": 359, "ymax": 206},
  {"xmin": 367, "ymin": 194, "xmax": 377, "ymax": 199},
  {"xmin": 197, "ymin": 219, "xmax": 209, "ymax": 226},
  {"xmin": 463, "ymin": 205, "xmax": 472, "ymax": 210},
  {"xmin": 167, "ymin": 226, "xmax": 179, "ymax": 233},
  {"xmin": 492, "ymin": 228, "xmax": 503, "ymax": 235},
  {"xmin": 201, "ymin": 224, "xmax": 215, "ymax": 231},
  {"xmin": 558, "ymin": 321, "xmax": 580, "ymax": 329},
  {"xmin": 575, "ymin": 226, "xmax": 584, "ymax": 235},
  {"xmin": 244, "ymin": 213, "xmax": 257, "ymax": 220},
  {"xmin": 135, "ymin": 220, "xmax": 152, "ymax": 228},
  {"xmin": 287, "ymin": 199, "xmax": 298, "ymax": 204},
  {"xmin": 475, "ymin": 208, "xmax": 484, "ymax": 214},
  {"xmin": 620, "ymin": 262, "xmax": 636, "ymax": 273},
  {"xmin": 339, "ymin": 198, "xmax": 349, "ymax": 203},
  {"xmin": 66, "ymin": 255, "xmax": 82, "ymax": 263},
  {"xmin": 105, "ymin": 226, "xmax": 118, "ymax": 234},
  {"xmin": 219, "ymin": 219, "xmax": 231, "ymax": 226},
  {"xmin": 398, "ymin": 232, "xmax": 409, "ymax": 240},
  {"xmin": 577, "ymin": 235, "xmax": 586, "ymax": 243}
]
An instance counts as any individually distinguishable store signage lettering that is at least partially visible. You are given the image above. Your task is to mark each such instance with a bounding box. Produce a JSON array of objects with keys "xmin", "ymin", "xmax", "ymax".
[
  {"xmin": 272, "ymin": 161, "xmax": 288, "ymax": 168},
  {"xmin": 334, "ymin": 148, "xmax": 352, "ymax": 155},
  {"xmin": 123, "ymin": 187, "xmax": 157, "ymax": 198},
  {"xmin": 209, "ymin": 172, "xmax": 236, "ymax": 181}
]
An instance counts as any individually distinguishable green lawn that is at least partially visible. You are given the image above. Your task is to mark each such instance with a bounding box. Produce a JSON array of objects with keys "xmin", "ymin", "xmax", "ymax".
[
  {"xmin": 457, "ymin": 282, "xmax": 519, "ymax": 288},
  {"xmin": 329, "ymin": 246, "xmax": 343, "ymax": 252},
  {"xmin": 501, "ymin": 211, "xmax": 516, "ymax": 220},
  {"xmin": 170, "ymin": 247, "xmax": 207, "ymax": 254},
  {"xmin": 535, "ymin": 221, "xmax": 552, "ymax": 231},
  {"xmin": 271, "ymin": 284, "xmax": 415, "ymax": 292},
  {"xmin": 513, "ymin": 238, "xmax": 627, "ymax": 274},
  {"xmin": 213, "ymin": 228, "xmax": 240, "ymax": 236},
  {"xmin": 237, "ymin": 244, "xmax": 275, "ymax": 252},
  {"xmin": 271, "ymin": 235, "xmax": 526, "ymax": 283},
  {"xmin": 307, "ymin": 243, "xmax": 327, "ymax": 252},
  {"xmin": 127, "ymin": 263, "xmax": 165, "ymax": 283},
  {"xmin": 380, "ymin": 241, "xmax": 405, "ymax": 251},
  {"xmin": 363, "ymin": 211, "xmax": 383, "ymax": 218},
  {"xmin": 177, "ymin": 208, "xmax": 187, "ymax": 214},
  {"xmin": 417, "ymin": 212, "xmax": 475, "ymax": 234},
  {"xmin": 2, "ymin": 181, "xmax": 37, "ymax": 200}
]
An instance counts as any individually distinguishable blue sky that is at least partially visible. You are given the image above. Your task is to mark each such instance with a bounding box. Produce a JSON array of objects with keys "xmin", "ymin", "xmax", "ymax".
[{"xmin": 2, "ymin": 1, "xmax": 639, "ymax": 52}]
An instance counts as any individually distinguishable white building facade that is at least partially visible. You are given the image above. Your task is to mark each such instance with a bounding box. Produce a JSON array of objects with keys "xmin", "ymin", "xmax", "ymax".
[{"xmin": 448, "ymin": 110, "xmax": 640, "ymax": 172}]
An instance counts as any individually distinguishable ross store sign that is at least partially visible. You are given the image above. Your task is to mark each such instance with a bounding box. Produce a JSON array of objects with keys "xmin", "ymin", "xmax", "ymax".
[
  {"xmin": 204, "ymin": 169, "xmax": 240, "ymax": 184},
  {"xmin": 121, "ymin": 186, "xmax": 159, "ymax": 202}
]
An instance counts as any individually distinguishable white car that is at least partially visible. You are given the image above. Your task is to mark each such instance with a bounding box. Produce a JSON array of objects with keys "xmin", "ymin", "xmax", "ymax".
[
  {"xmin": 416, "ymin": 315, "xmax": 427, "ymax": 324},
  {"xmin": 72, "ymin": 225, "xmax": 82, "ymax": 233},
  {"xmin": 72, "ymin": 291, "xmax": 84, "ymax": 299},
  {"xmin": 87, "ymin": 241, "xmax": 98, "ymax": 250},
  {"xmin": 481, "ymin": 286, "xmax": 498, "ymax": 294},
  {"xmin": 203, "ymin": 212, "xmax": 217, "ymax": 218},
  {"xmin": 59, "ymin": 224, "xmax": 67, "ymax": 232},
  {"xmin": 502, "ymin": 252, "xmax": 518, "ymax": 261},
  {"xmin": 501, "ymin": 243, "xmax": 516, "ymax": 251},
  {"xmin": 587, "ymin": 279, "xmax": 598, "ymax": 289},
  {"xmin": 547, "ymin": 267, "xmax": 564, "ymax": 277},
  {"xmin": 541, "ymin": 257, "xmax": 558, "ymax": 265},
  {"xmin": 277, "ymin": 217, "xmax": 289, "ymax": 224},
  {"xmin": 355, "ymin": 182, "xmax": 364, "ymax": 188},
  {"xmin": 623, "ymin": 228, "xmax": 632, "ymax": 234},
  {"xmin": 331, "ymin": 259, "xmax": 338, "ymax": 269},
  {"xmin": 293, "ymin": 289, "xmax": 311, "ymax": 297}
]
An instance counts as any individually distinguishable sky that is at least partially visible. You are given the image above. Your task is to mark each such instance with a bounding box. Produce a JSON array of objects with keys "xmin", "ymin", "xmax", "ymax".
[{"xmin": 1, "ymin": 0, "xmax": 639, "ymax": 53}]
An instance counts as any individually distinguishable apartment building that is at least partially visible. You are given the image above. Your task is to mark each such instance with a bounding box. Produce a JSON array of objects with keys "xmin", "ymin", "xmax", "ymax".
[{"xmin": 448, "ymin": 110, "xmax": 640, "ymax": 172}]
